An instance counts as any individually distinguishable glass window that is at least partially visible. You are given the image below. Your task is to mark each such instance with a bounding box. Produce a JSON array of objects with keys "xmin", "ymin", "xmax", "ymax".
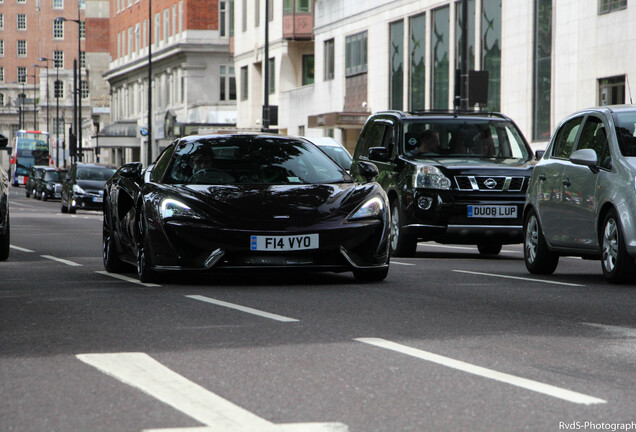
[
  {"xmin": 552, "ymin": 116, "xmax": 583, "ymax": 159},
  {"xmin": 577, "ymin": 116, "xmax": 611, "ymax": 169},
  {"xmin": 599, "ymin": 76, "xmax": 625, "ymax": 105},
  {"xmin": 220, "ymin": 1, "xmax": 227, "ymax": 37},
  {"xmin": 242, "ymin": 0, "xmax": 247, "ymax": 31},
  {"xmin": 54, "ymin": 50, "xmax": 64, "ymax": 68},
  {"xmin": 599, "ymin": 0, "xmax": 627, "ymax": 14},
  {"xmin": 17, "ymin": 14, "xmax": 26, "ymax": 30},
  {"xmin": 220, "ymin": 65, "xmax": 236, "ymax": 101},
  {"xmin": 481, "ymin": 0, "xmax": 501, "ymax": 111},
  {"xmin": 533, "ymin": 0, "xmax": 552, "ymax": 141},
  {"xmin": 302, "ymin": 55, "xmax": 314, "ymax": 85},
  {"xmin": 164, "ymin": 9, "xmax": 170, "ymax": 42},
  {"xmin": 389, "ymin": 20, "xmax": 404, "ymax": 110},
  {"xmin": 324, "ymin": 39, "xmax": 334, "ymax": 81},
  {"xmin": 432, "ymin": 6, "xmax": 450, "ymax": 109},
  {"xmin": 53, "ymin": 0, "xmax": 64, "ymax": 8},
  {"xmin": 240, "ymin": 66, "xmax": 248, "ymax": 100},
  {"xmin": 284, "ymin": 0, "xmax": 292, "ymax": 13},
  {"xmin": 81, "ymin": 80, "xmax": 89, "ymax": 99},
  {"xmin": 54, "ymin": 20, "xmax": 64, "ymax": 39},
  {"xmin": 17, "ymin": 40, "xmax": 27, "ymax": 57},
  {"xmin": 455, "ymin": 0, "xmax": 475, "ymax": 71},
  {"xmin": 18, "ymin": 67, "xmax": 26, "ymax": 83},
  {"xmin": 80, "ymin": 21, "xmax": 86, "ymax": 39},
  {"xmin": 0, "ymin": 40, "xmax": 4, "ymax": 57},
  {"xmin": 613, "ymin": 111, "xmax": 636, "ymax": 157},
  {"xmin": 255, "ymin": 0, "xmax": 260, "ymax": 26},
  {"xmin": 268, "ymin": 58, "xmax": 275, "ymax": 94},
  {"xmin": 409, "ymin": 13, "xmax": 426, "ymax": 111},
  {"xmin": 345, "ymin": 31, "xmax": 367, "ymax": 76},
  {"xmin": 296, "ymin": 0, "xmax": 311, "ymax": 13},
  {"xmin": 0, "ymin": 67, "xmax": 4, "ymax": 82}
]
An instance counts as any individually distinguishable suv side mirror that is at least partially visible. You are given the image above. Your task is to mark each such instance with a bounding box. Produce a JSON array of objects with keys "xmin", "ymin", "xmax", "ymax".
[
  {"xmin": 368, "ymin": 147, "xmax": 390, "ymax": 162},
  {"xmin": 356, "ymin": 161, "xmax": 379, "ymax": 182},
  {"xmin": 119, "ymin": 162, "xmax": 143, "ymax": 181},
  {"xmin": 570, "ymin": 148, "xmax": 599, "ymax": 173},
  {"xmin": 535, "ymin": 150, "xmax": 545, "ymax": 160}
]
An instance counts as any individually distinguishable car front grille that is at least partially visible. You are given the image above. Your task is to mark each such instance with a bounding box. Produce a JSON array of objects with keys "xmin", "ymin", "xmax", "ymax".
[{"xmin": 454, "ymin": 176, "xmax": 525, "ymax": 192}]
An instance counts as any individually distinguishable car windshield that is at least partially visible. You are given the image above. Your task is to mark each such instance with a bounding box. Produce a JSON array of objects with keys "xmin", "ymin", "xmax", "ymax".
[
  {"xmin": 319, "ymin": 146, "xmax": 353, "ymax": 171},
  {"xmin": 43, "ymin": 171, "xmax": 65, "ymax": 182},
  {"xmin": 613, "ymin": 111, "xmax": 636, "ymax": 157},
  {"xmin": 402, "ymin": 119, "xmax": 530, "ymax": 160},
  {"xmin": 76, "ymin": 167, "xmax": 116, "ymax": 181},
  {"xmin": 165, "ymin": 136, "xmax": 352, "ymax": 185}
]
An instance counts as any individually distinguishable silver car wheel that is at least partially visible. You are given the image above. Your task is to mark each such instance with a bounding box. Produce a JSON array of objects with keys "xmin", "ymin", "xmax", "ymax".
[
  {"xmin": 525, "ymin": 214, "xmax": 539, "ymax": 264},
  {"xmin": 602, "ymin": 218, "xmax": 619, "ymax": 273},
  {"xmin": 390, "ymin": 204, "xmax": 400, "ymax": 252}
]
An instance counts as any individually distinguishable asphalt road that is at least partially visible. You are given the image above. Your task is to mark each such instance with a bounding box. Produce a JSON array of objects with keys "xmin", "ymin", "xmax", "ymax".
[{"xmin": 2, "ymin": 187, "xmax": 636, "ymax": 432}]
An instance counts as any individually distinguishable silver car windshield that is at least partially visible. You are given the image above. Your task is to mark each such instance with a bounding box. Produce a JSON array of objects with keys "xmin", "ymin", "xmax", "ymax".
[
  {"xmin": 403, "ymin": 119, "xmax": 530, "ymax": 160},
  {"xmin": 613, "ymin": 111, "xmax": 636, "ymax": 157},
  {"xmin": 166, "ymin": 137, "xmax": 352, "ymax": 185}
]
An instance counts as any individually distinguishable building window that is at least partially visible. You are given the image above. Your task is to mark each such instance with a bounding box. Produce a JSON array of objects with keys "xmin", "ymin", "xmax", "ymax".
[
  {"xmin": 220, "ymin": 65, "xmax": 236, "ymax": 101},
  {"xmin": 52, "ymin": 118, "xmax": 65, "ymax": 136},
  {"xmin": 0, "ymin": 14, "xmax": 3, "ymax": 30},
  {"xmin": 255, "ymin": 0, "xmax": 260, "ymax": 27},
  {"xmin": 296, "ymin": 0, "xmax": 311, "ymax": 13},
  {"xmin": 324, "ymin": 39, "xmax": 334, "ymax": 81},
  {"xmin": 54, "ymin": 81, "xmax": 64, "ymax": 102},
  {"xmin": 80, "ymin": 21, "xmax": 86, "ymax": 39},
  {"xmin": 17, "ymin": 0, "xmax": 25, "ymax": 3},
  {"xmin": 345, "ymin": 31, "xmax": 367, "ymax": 76},
  {"xmin": 79, "ymin": 0, "xmax": 85, "ymax": 8},
  {"xmin": 17, "ymin": 40, "xmax": 27, "ymax": 57},
  {"xmin": 220, "ymin": 1, "xmax": 227, "ymax": 37},
  {"xmin": 410, "ymin": 13, "xmax": 426, "ymax": 111},
  {"xmin": 54, "ymin": 20, "xmax": 64, "ymax": 39},
  {"xmin": 0, "ymin": 94, "xmax": 4, "ymax": 106},
  {"xmin": 599, "ymin": 0, "xmax": 626, "ymax": 14},
  {"xmin": 455, "ymin": 0, "xmax": 475, "ymax": 71},
  {"xmin": 163, "ymin": 9, "xmax": 169, "ymax": 42},
  {"xmin": 268, "ymin": 58, "xmax": 276, "ymax": 94},
  {"xmin": 533, "ymin": 0, "xmax": 552, "ymax": 141},
  {"xmin": 155, "ymin": 13, "xmax": 160, "ymax": 46},
  {"xmin": 284, "ymin": 0, "xmax": 292, "ymax": 13},
  {"xmin": 0, "ymin": 67, "xmax": 3, "ymax": 82},
  {"xmin": 54, "ymin": 50, "xmax": 64, "ymax": 68},
  {"xmin": 389, "ymin": 20, "xmax": 404, "ymax": 110},
  {"xmin": 432, "ymin": 6, "xmax": 450, "ymax": 109},
  {"xmin": 135, "ymin": 24, "xmax": 140, "ymax": 53},
  {"xmin": 240, "ymin": 66, "xmax": 248, "ymax": 100},
  {"xmin": 18, "ymin": 67, "xmax": 26, "ymax": 83},
  {"xmin": 599, "ymin": 76, "xmax": 625, "ymax": 105},
  {"xmin": 53, "ymin": 0, "xmax": 64, "ymax": 8},
  {"xmin": 179, "ymin": 2, "xmax": 184, "ymax": 33},
  {"xmin": 268, "ymin": 0, "xmax": 273, "ymax": 21},
  {"xmin": 0, "ymin": 40, "xmax": 4, "ymax": 57},
  {"xmin": 242, "ymin": 0, "xmax": 247, "ymax": 31},
  {"xmin": 482, "ymin": 0, "xmax": 502, "ymax": 111},
  {"xmin": 80, "ymin": 51, "xmax": 85, "ymax": 68},
  {"xmin": 302, "ymin": 54, "xmax": 314, "ymax": 85},
  {"xmin": 17, "ymin": 14, "xmax": 26, "ymax": 30},
  {"xmin": 172, "ymin": 5, "xmax": 177, "ymax": 37}
]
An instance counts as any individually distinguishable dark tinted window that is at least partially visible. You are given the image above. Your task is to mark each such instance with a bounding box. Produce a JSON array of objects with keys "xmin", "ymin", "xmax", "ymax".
[
  {"xmin": 613, "ymin": 111, "xmax": 636, "ymax": 157},
  {"xmin": 150, "ymin": 143, "xmax": 177, "ymax": 182},
  {"xmin": 576, "ymin": 116, "xmax": 611, "ymax": 169},
  {"xmin": 165, "ymin": 136, "xmax": 351, "ymax": 185},
  {"xmin": 552, "ymin": 116, "xmax": 583, "ymax": 159},
  {"xmin": 76, "ymin": 167, "xmax": 116, "ymax": 181},
  {"xmin": 43, "ymin": 171, "xmax": 65, "ymax": 182}
]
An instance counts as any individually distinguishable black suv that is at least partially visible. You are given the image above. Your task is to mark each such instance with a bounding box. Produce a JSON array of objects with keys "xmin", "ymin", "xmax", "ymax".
[
  {"xmin": 61, "ymin": 162, "xmax": 116, "ymax": 213},
  {"xmin": 350, "ymin": 110, "xmax": 539, "ymax": 257}
]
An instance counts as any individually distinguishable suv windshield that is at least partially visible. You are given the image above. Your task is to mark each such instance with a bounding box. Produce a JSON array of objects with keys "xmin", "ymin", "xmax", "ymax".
[
  {"xmin": 613, "ymin": 111, "xmax": 636, "ymax": 156},
  {"xmin": 166, "ymin": 136, "xmax": 352, "ymax": 185},
  {"xmin": 403, "ymin": 119, "xmax": 530, "ymax": 160}
]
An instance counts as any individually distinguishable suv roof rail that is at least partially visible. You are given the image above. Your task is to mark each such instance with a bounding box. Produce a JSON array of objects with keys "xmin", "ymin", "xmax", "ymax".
[{"xmin": 407, "ymin": 109, "xmax": 509, "ymax": 119}]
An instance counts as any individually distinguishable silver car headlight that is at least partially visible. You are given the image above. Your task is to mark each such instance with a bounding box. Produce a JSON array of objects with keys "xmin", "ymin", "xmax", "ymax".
[
  {"xmin": 348, "ymin": 196, "xmax": 385, "ymax": 221},
  {"xmin": 414, "ymin": 164, "xmax": 451, "ymax": 190},
  {"xmin": 72, "ymin": 184, "xmax": 86, "ymax": 194},
  {"xmin": 160, "ymin": 198, "xmax": 203, "ymax": 219}
]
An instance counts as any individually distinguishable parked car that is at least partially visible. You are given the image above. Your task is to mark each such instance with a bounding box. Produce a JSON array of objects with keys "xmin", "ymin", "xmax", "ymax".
[
  {"xmin": 61, "ymin": 162, "xmax": 116, "ymax": 214},
  {"xmin": 524, "ymin": 104, "xmax": 636, "ymax": 283},
  {"xmin": 350, "ymin": 110, "xmax": 539, "ymax": 257},
  {"xmin": 303, "ymin": 136, "xmax": 353, "ymax": 172},
  {"xmin": 25, "ymin": 165, "xmax": 48, "ymax": 198},
  {"xmin": 35, "ymin": 167, "xmax": 67, "ymax": 201},
  {"xmin": 1, "ymin": 138, "xmax": 10, "ymax": 260},
  {"xmin": 103, "ymin": 133, "xmax": 390, "ymax": 283}
]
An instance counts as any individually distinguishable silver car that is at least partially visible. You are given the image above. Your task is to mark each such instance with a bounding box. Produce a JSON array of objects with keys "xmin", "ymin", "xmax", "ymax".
[{"xmin": 524, "ymin": 105, "xmax": 636, "ymax": 283}]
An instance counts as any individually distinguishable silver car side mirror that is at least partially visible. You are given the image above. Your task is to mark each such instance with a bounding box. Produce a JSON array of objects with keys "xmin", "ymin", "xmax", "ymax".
[{"xmin": 570, "ymin": 148, "xmax": 599, "ymax": 173}]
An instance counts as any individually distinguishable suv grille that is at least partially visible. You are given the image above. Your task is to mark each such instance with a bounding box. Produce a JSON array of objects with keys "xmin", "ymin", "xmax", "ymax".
[{"xmin": 454, "ymin": 176, "xmax": 525, "ymax": 192}]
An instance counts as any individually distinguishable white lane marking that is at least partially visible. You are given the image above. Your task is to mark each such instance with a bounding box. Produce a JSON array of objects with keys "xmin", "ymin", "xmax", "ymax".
[
  {"xmin": 452, "ymin": 269, "xmax": 584, "ymax": 287},
  {"xmin": 10, "ymin": 245, "xmax": 34, "ymax": 252},
  {"xmin": 41, "ymin": 254, "xmax": 83, "ymax": 267},
  {"xmin": 356, "ymin": 338, "xmax": 605, "ymax": 405},
  {"xmin": 95, "ymin": 270, "xmax": 161, "ymax": 288},
  {"xmin": 419, "ymin": 244, "xmax": 476, "ymax": 251},
  {"xmin": 186, "ymin": 295, "xmax": 299, "ymax": 323},
  {"xmin": 77, "ymin": 353, "xmax": 347, "ymax": 432},
  {"xmin": 391, "ymin": 261, "xmax": 415, "ymax": 266},
  {"xmin": 582, "ymin": 323, "xmax": 636, "ymax": 338}
]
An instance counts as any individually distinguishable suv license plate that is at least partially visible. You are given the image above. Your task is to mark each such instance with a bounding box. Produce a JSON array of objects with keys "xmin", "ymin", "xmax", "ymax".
[
  {"xmin": 468, "ymin": 205, "xmax": 517, "ymax": 218},
  {"xmin": 250, "ymin": 234, "xmax": 319, "ymax": 251}
]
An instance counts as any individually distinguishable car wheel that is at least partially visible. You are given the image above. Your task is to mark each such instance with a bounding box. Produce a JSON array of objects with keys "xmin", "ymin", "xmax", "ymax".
[
  {"xmin": 524, "ymin": 208, "xmax": 558, "ymax": 275},
  {"xmin": 61, "ymin": 201, "xmax": 68, "ymax": 213},
  {"xmin": 0, "ymin": 214, "xmax": 9, "ymax": 261},
  {"xmin": 41, "ymin": 191, "xmax": 47, "ymax": 201},
  {"xmin": 389, "ymin": 201, "xmax": 417, "ymax": 257},
  {"xmin": 68, "ymin": 203, "xmax": 76, "ymax": 214},
  {"xmin": 137, "ymin": 213, "xmax": 158, "ymax": 283},
  {"xmin": 36, "ymin": 190, "xmax": 42, "ymax": 200},
  {"xmin": 601, "ymin": 210, "xmax": 635, "ymax": 283},
  {"xmin": 25, "ymin": 188, "xmax": 30, "ymax": 198},
  {"xmin": 103, "ymin": 217, "xmax": 125, "ymax": 273},
  {"xmin": 353, "ymin": 267, "xmax": 389, "ymax": 282},
  {"xmin": 477, "ymin": 243, "xmax": 502, "ymax": 255}
]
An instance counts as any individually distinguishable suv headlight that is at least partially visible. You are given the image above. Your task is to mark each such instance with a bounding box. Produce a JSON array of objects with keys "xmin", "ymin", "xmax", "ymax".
[
  {"xmin": 348, "ymin": 196, "xmax": 385, "ymax": 221},
  {"xmin": 414, "ymin": 165, "xmax": 451, "ymax": 190},
  {"xmin": 72, "ymin": 184, "xmax": 86, "ymax": 195}
]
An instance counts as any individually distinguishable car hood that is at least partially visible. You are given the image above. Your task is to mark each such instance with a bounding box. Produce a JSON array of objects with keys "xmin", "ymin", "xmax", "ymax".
[
  {"xmin": 76, "ymin": 180, "xmax": 107, "ymax": 191},
  {"xmin": 161, "ymin": 183, "xmax": 377, "ymax": 227},
  {"xmin": 410, "ymin": 157, "xmax": 536, "ymax": 175}
]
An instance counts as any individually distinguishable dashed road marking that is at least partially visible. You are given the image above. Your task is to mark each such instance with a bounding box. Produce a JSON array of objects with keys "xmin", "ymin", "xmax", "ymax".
[
  {"xmin": 186, "ymin": 295, "xmax": 299, "ymax": 322},
  {"xmin": 41, "ymin": 254, "xmax": 82, "ymax": 267},
  {"xmin": 95, "ymin": 270, "xmax": 161, "ymax": 287},
  {"xmin": 452, "ymin": 269, "xmax": 584, "ymax": 287}
]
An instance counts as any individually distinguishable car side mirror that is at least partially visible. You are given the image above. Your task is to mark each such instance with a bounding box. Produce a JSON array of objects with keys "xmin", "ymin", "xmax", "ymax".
[
  {"xmin": 119, "ymin": 162, "xmax": 143, "ymax": 181},
  {"xmin": 356, "ymin": 161, "xmax": 379, "ymax": 182},
  {"xmin": 535, "ymin": 150, "xmax": 545, "ymax": 160},
  {"xmin": 570, "ymin": 148, "xmax": 599, "ymax": 173},
  {"xmin": 368, "ymin": 147, "xmax": 390, "ymax": 162}
]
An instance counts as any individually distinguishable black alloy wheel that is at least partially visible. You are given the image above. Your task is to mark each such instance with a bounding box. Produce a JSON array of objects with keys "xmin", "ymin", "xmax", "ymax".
[
  {"xmin": 136, "ymin": 212, "xmax": 157, "ymax": 283},
  {"xmin": 523, "ymin": 208, "xmax": 558, "ymax": 275},
  {"xmin": 389, "ymin": 201, "xmax": 417, "ymax": 257}
]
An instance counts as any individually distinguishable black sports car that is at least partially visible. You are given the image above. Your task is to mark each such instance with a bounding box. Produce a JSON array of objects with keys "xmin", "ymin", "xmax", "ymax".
[{"xmin": 103, "ymin": 134, "xmax": 390, "ymax": 283}]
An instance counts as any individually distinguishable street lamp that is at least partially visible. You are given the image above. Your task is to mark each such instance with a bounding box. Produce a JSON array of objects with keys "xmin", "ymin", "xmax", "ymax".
[{"xmin": 55, "ymin": 13, "xmax": 83, "ymax": 161}]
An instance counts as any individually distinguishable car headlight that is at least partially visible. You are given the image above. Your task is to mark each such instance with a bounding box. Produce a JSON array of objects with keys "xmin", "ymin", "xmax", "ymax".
[
  {"xmin": 72, "ymin": 184, "xmax": 86, "ymax": 194},
  {"xmin": 348, "ymin": 196, "xmax": 385, "ymax": 221},
  {"xmin": 160, "ymin": 198, "xmax": 202, "ymax": 220},
  {"xmin": 414, "ymin": 164, "xmax": 451, "ymax": 190}
]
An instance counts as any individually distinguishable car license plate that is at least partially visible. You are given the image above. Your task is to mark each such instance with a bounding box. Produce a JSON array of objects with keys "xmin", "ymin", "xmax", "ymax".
[
  {"xmin": 250, "ymin": 234, "xmax": 319, "ymax": 251},
  {"xmin": 93, "ymin": 197, "xmax": 103, "ymax": 203},
  {"xmin": 467, "ymin": 205, "xmax": 517, "ymax": 218}
]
